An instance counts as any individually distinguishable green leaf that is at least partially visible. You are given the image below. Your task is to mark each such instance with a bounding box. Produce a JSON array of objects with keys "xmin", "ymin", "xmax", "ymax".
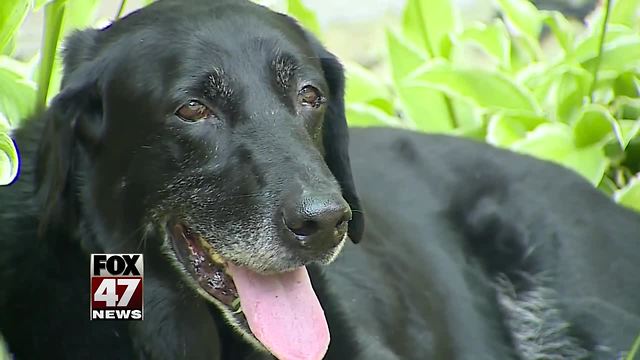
[
  {"xmin": 0, "ymin": 66, "xmax": 37, "ymax": 127},
  {"xmin": 542, "ymin": 10, "xmax": 575, "ymax": 54},
  {"xmin": 402, "ymin": 0, "xmax": 459, "ymax": 58},
  {"xmin": 346, "ymin": 103, "xmax": 402, "ymax": 128},
  {"xmin": 494, "ymin": 0, "xmax": 542, "ymax": 58},
  {"xmin": 34, "ymin": 0, "xmax": 55, "ymax": 11},
  {"xmin": 286, "ymin": 0, "xmax": 321, "ymax": 38},
  {"xmin": 615, "ymin": 96, "xmax": 640, "ymax": 120},
  {"xmin": 511, "ymin": 123, "xmax": 609, "ymax": 185},
  {"xmin": 581, "ymin": 35, "xmax": 640, "ymax": 81},
  {"xmin": 619, "ymin": 119, "xmax": 640, "ymax": 149},
  {"xmin": 609, "ymin": 0, "xmax": 640, "ymax": 28},
  {"xmin": 524, "ymin": 64, "xmax": 592, "ymax": 122},
  {"xmin": 386, "ymin": 28, "xmax": 428, "ymax": 83},
  {"xmin": 0, "ymin": 0, "xmax": 30, "ymax": 51},
  {"xmin": 344, "ymin": 61, "xmax": 392, "ymax": 105},
  {"xmin": 407, "ymin": 61, "xmax": 539, "ymax": 113},
  {"xmin": 38, "ymin": 0, "xmax": 102, "ymax": 107},
  {"xmin": 572, "ymin": 25, "xmax": 635, "ymax": 63},
  {"xmin": 455, "ymin": 20, "xmax": 511, "ymax": 70},
  {"xmin": 573, "ymin": 104, "xmax": 622, "ymax": 148},
  {"xmin": 0, "ymin": 131, "xmax": 19, "ymax": 186},
  {"xmin": 615, "ymin": 176, "xmax": 640, "ymax": 212},
  {"xmin": 614, "ymin": 72, "xmax": 640, "ymax": 98},
  {"xmin": 396, "ymin": 84, "xmax": 454, "ymax": 133},
  {"xmin": 487, "ymin": 111, "xmax": 547, "ymax": 147},
  {"xmin": 386, "ymin": 30, "xmax": 454, "ymax": 133}
]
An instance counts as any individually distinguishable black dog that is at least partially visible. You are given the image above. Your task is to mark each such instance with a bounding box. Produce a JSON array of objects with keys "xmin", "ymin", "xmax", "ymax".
[{"xmin": 1, "ymin": 0, "xmax": 639, "ymax": 359}]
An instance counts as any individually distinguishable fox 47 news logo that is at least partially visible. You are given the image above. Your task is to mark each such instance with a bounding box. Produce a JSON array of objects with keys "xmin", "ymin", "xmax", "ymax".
[{"xmin": 90, "ymin": 254, "xmax": 143, "ymax": 320}]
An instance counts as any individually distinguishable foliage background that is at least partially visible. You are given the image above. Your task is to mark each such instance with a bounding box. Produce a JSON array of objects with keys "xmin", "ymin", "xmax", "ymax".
[{"xmin": 0, "ymin": 0, "xmax": 640, "ymax": 358}]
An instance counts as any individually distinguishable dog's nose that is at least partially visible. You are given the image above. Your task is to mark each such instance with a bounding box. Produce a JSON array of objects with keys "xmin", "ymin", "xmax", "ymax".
[{"xmin": 282, "ymin": 193, "xmax": 351, "ymax": 248}]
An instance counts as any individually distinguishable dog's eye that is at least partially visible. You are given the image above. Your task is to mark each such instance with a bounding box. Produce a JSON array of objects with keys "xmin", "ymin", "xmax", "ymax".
[
  {"xmin": 298, "ymin": 85, "xmax": 325, "ymax": 108},
  {"xmin": 176, "ymin": 100, "xmax": 213, "ymax": 122}
]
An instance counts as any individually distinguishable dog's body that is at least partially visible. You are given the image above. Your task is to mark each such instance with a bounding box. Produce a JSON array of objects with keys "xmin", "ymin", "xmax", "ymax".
[{"xmin": 1, "ymin": 1, "xmax": 639, "ymax": 359}]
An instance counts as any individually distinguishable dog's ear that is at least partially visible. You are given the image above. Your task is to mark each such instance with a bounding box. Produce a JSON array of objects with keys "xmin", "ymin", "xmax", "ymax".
[
  {"xmin": 311, "ymin": 43, "xmax": 364, "ymax": 244},
  {"xmin": 35, "ymin": 29, "xmax": 103, "ymax": 235}
]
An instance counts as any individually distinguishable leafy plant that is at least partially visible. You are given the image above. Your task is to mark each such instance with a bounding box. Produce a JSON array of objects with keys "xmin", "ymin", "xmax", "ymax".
[
  {"xmin": 323, "ymin": 0, "xmax": 640, "ymax": 212},
  {"xmin": 0, "ymin": 0, "xmax": 102, "ymax": 185}
]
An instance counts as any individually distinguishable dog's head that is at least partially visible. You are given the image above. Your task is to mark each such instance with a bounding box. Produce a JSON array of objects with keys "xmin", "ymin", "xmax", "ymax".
[{"xmin": 34, "ymin": 0, "xmax": 363, "ymax": 357}]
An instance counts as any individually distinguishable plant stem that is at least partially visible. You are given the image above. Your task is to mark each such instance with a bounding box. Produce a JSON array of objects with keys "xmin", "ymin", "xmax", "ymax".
[
  {"xmin": 35, "ymin": 0, "xmax": 65, "ymax": 113},
  {"xmin": 115, "ymin": 0, "xmax": 128, "ymax": 20},
  {"xmin": 413, "ymin": 0, "xmax": 459, "ymax": 129},
  {"xmin": 589, "ymin": 0, "xmax": 612, "ymax": 102}
]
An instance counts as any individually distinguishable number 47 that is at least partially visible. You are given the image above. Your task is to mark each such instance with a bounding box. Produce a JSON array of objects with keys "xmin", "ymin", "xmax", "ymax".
[{"xmin": 94, "ymin": 279, "xmax": 140, "ymax": 307}]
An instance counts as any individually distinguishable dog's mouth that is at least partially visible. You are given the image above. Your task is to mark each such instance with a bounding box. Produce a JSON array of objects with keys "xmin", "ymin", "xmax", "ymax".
[
  {"xmin": 169, "ymin": 223, "xmax": 330, "ymax": 360},
  {"xmin": 170, "ymin": 224, "xmax": 240, "ymax": 307}
]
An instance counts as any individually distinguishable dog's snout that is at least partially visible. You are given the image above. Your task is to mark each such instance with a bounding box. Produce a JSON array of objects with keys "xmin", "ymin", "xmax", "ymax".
[{"xmin": 282, "ymin": 193, "xmax": 351, "ymax": 248}]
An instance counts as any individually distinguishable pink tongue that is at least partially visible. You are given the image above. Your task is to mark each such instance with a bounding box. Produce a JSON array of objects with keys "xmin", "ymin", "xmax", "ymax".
[{"xmin": 226, "ymin": 264, "xmax": 330, "ymax": 360}]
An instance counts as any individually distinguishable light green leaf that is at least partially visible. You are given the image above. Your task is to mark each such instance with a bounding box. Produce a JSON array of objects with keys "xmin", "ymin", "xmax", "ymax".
[
  {"xmin": 524, "ymin": 64, "xmax": 592, "ymax": 122},
  {"xmin": 583, "ymin": 36, "xmax": 640, "ymax": 80},
  {"xmin": 619, "ymin": 119, "xmax": 640, "ymax": 149},
  {"xmin": 542, "ymin": 10, "xmax": 574, "ymax": 54},
  {"xmin": 34, "ymin": 0, "xmax": 55, "ymax": 11},
  {"xmin": 407, "ymin": 61, "xmax": 539, "ymax": 113},
  {"xmin": 386, "ymin": 30, "xmax": 454, "ymax": 133},
  {"xmin": 0, "ymin": 131, "xmax": 19, "ymax": 186},
  {"xmin": 402, "ymin": 0, "xmax": 459, "ymax": 58},
  {"xmin": 344, "ymin": 61, "xmax": 392, "ymax": 105},
  {"xmin": 625, "ymin": 333, "xmax": 640, "ymax": 360},
  {"xmin": 614, "ymin": 95, "xmax": 640, "ymax": 120},
  {"xmin": 456, "ymin": 20, "xmax": 511, "ymax": 70},
  {"xmin": 396, "ymin": 84, "xmax": 454, "ymax": 133},
  {"xmin": 614, "ymin": 176, "xmax": 640, "ymax": 212},
  {"xmin": 572, "ymin": 25, "xmax": 635, "ymax": 63},
  {"xmin": 39, "ymin": 0, "xmax": 101, "ymax": 106},
  {"xmin": 487, "ymin": 111, "xmax": 547, "ymax": 147},
  {"xmin": 386, "ymin": 28, "xmax": 429, "ymax": 83},
  {"xmin": 511, "ymin": 123, "xmax": 609, "ymax": 185},
  {"xmin": 614, "ymin": 72, "xmax": 640, "ymax": 98},
  {"xmin": 609, "ymin": 0, "xmax": 640, "ymax": 28},
  {"xmin": 573, "ymin": 104, "xmax": 622, "ymax": 148},
  {"xmin": 346, "ymin": 103, "xmax": 402, "ymax": 128},
  {"xmin": 0, "ymin": 66, "xmax": 37, "ymax": 127},
  {"xmin": 0, "ymin": 113, "xmax": 9, "ymax": 132},
  {"xmin": 287, "ymin": 0, "xmax": 321, "ymax": 38},
  {"xmin": 0, "ymin": 0, "xmax": 30, "ymax": 51},
  {"xmin": 494, "ymin": 0, "xmax": 542, "ymax": 59},
  {"xmin": 581, "ymin": 36, "xmax": 640, "ymax": 81}
]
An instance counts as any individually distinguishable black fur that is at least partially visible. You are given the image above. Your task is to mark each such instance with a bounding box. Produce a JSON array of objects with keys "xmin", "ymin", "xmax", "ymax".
[{"xmin": 1, "ymin": 0, "xmax": 639, "ymax": 359}]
